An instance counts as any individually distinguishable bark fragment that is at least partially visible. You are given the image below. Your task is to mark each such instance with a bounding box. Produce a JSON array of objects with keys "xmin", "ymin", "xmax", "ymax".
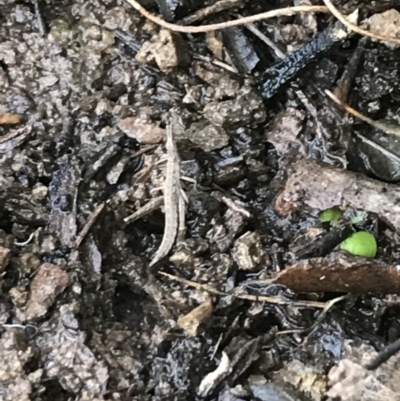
[{"xmin": 274, "ymin": 158, "xmax": 400, "ymax": 231}]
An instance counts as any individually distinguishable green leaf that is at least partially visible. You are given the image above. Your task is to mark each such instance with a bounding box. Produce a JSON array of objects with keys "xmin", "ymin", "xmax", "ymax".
[
  {"xmin": 340, "ymin": 231, "xmax": 377, "ymax": 258},
  {"xmin": 319, "ymin": 207, "xmax": 343, "ymax": 225}
]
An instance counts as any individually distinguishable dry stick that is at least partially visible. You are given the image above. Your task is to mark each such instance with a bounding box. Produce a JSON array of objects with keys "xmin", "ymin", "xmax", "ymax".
[
  {"xmin": 33, "ymin": 0, "xmax": 45, "ymax": 36},
  {"xmin": 74, "ymin": 203, "xmax": 105, "ymax": 249},
  {"xmin": 179, "ymin": 0, "xmax": 244, "ymax": 25},
  {"xmin": 244, "ymin": 21, "xmax": 286, "ymax": 59},
  {"xmin": 364, "ymin": 337, "xmax": 400, "ymax": 371},
  {"xmin": 124, "ymin": 196, "xmax": 164, "ymax": 224},
  {"xmin": 123, "ymin": 1, "xmax": 329, "ymax": 33},
  {"xmin": 159, "ymin": 272, "xmax": 327, "ymax": 309},
  {"xmin": 354, "ymin": 132, "xmax": 400, "ymax": 165},
  {"xmin": 276, "ymin": 295, "xmax": 348, "ymax": 336},
  {"xmin": 322, "ymin": 0, "xmax": 400, "ymax": 45},
  {"xmin": 193, "ymin": 54, "xmax": 239, "ymax": 74},
  {"xmin": 132, "ymin": 144, "xmax": 158, "ymax": 158},
  {"xmin": 326, "ymin": 90, "xmax": 400, "ymax": 137}
]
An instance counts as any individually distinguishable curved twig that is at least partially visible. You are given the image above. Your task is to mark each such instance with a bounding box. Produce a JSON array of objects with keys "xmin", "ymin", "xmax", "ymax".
[
  {"xmin": 322, "ymin": 0, "xmax": 400, "ymax": 45},
  {"xmin": 123, "ymin": 0, "xmax": 329, "ymax": 33}
]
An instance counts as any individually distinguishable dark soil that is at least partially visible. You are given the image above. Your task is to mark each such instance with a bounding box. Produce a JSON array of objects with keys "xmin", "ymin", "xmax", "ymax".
[{"xmin": 1, "ymin": 1, "xmax": 400, "ymax": 400}]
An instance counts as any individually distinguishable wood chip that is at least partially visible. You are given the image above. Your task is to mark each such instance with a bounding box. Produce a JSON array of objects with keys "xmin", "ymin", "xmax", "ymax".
[
  {"xmin": 177, "ymin": 299, "xmax": 213, "ymax": 336},
  {"xmin": 0, "ymin": 112, "xmax": 21, "ymax": 125}
]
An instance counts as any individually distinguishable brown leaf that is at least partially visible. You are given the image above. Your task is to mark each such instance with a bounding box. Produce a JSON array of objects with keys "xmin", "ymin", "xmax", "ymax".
[{"xmin": 272, "ymin": 252, "xmax": 400, "ymax": 295}]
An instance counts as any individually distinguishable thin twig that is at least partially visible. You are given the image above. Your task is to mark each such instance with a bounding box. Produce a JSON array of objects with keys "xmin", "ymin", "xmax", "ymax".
[
  {"xmin": 124, "ymin": 196, "xmax": 164, "ymax": 224},
  {"xmin": 123, "ymin": 1, "xmax": 329, "ymax": 33},
  {"xmin": 322, "ymin": 0, "xmax": 400, "ymax": 45},
  {"xmin": 74, "ymin": 203, "xmax": 105, "ymax": 248},
  {"xmin": 133, "ymin": 144, "xmax": 158, "ymax": 157},
  {"xmin": 243, "ymin": 21, "xmax": 286, "ymax": 59},
  {"xmin": 33, "ymin": 0, "xmax": 45, "ymax": 36},
  {"xmin": 307, "ymin": 295, "xmax": 348, "ymax": 332},
  {"xmin": 0, "ymin": 125, "xmax": 30, "ymax": 144},
  {"xmin": 326, "ymin": 90, "xmax": 400, "ymax": 137},
  {"xmin": 354, "ymin": 132, "xmax": 400, "ymax": 165},
  {"xmin": 221, "ymin": 196, "xmax": 251, "ymax": 218},
  {"xmin": 159, "ymin": 272, "xmax": 327, "ymax": 308},
  {"xmin": 1, "ymin": 323, "xmax": 38, "ymax": 337},
  {"xmin": 193, "ymin": 54, "xmax": 239, "ymax": 74},
  {"xmin": 179, "ymin": 0, "xmax": 244, "ymax": 25}
]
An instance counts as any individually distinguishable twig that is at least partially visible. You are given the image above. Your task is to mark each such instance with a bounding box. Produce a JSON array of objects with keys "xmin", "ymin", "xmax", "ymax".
[
  {"xmin": 132, "ymin": 144, "xmax": 158, "ymax": 157},
  {"xmin": 159, "ymin": 272, "xmax": 327, "ymax": 308},
  {"xmin": 33, "ymin": 0, "xmax": 45, "ymax": 36},
  {"xmin": 364, "ymin": 337, "xmax": 400, "ymax": 371},
  {"xmin": 243, "ymin": 21, "xmax": 286, "ymax": 59},
  {"xmin": 193, "ymin": 54, "xmax": 239, "ymax": 74},
  {"xmin": 1, "ymin": 323, "xmax": 38, "ymax": 337},
  {"xmin": 124, "ymin": 196, "xmax": 164, "ymax": 224},
  {"xmin": 0, "ymin": 125, "xmax": 30, "ymax": 144},
  {"xmin": 258, "ymin": 13, "xmax": 356, "ymax": 99},
  {"xmin": 221, "ymin": 196, "xmax": 251, "ymax": 218},
  {"xmin": 332, "ymin": 37, "xmax": 367, "ymax": 102},
  {"xmin": 306, "ymin": 295, "xmax": 348, "ymax": 332},
  {"xmin": 354, "ymin": 132, "xmax": 400, "ymax": 165},
  {"xmin": 326, "ymin": 90, "xmax": 400, "ymax": 137},
  {"xmin": 74, "ymin": 203, "xmax": 105, "ymax": 248},
  {"xmin": 179, "ymin": 0, "xmax": 244, "ymax": 25},
  {"xmin": 123, "ymin": 1, "xmax": 329, "ymax": 33},
  {"xmin": 322, "ymin": 0, "xmax": 400, "ymax": 45}
]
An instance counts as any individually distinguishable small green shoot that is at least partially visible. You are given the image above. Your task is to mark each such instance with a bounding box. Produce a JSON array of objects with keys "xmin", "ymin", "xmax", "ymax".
[
  {"xmin": 319, "ymin": 207, "xmax": 343, "ymax": 225},
  {"xmin": 340, "ymin": 231, "xmax": 377, "ymax": 258}
]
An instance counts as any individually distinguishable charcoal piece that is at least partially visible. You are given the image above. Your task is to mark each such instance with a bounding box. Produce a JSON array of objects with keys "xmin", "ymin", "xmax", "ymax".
[
  {"xmin": 294, "ymin": 224, "xmax": 354, "ymax": 260},
  {"xmin": 137, "ymin": 0, "xmax": 157, "ymax": 6},
  {"xmin": 257, "ymin": 20, "xmax": 352, "ymax": 99},
  {"xmin": 48, "ymin": 154, "xmax": 80, "ymax": 247},
  {"xmin": 222, "ymin": 27, "xmax": 260, "ymax": 73},
  {"xmin": 115, "ymin": 29, "xmax": 142, "ymax": 55}
]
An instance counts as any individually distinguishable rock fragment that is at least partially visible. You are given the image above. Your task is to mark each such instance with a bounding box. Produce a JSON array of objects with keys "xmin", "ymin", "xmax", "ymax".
[
  {"xmin": 265, "ymin": 107, "xmax": 306, "ymax": 155},
  {"xmin": 232, "ymin": 231, "xmax": 268, "ymax": 271},
  {"xmin": 38, "ymin": 305, "xmax": 109, "ymax": 397},
  {"xmin": 136, "ymin": 29, "xmax": 189, "ymax": 73},
  {"xmin": 118, "ymin": 116, "xmax": 164, "ymax": 144},
  {"xmin": 0, "ymin": 329, "xmax": 42, "ymax": 401},
  {"xmin": 177, "ymin": 299, "xmax": 213, "ymax": 336},
  {"xmin": 363, "ymin": 9, "xmax": 400, "ymax": 49},
  {"xmin": 185, "ymin": 120, "xmax": 229, "ymax": 151},
  {"xmin": 203, "ymin": 90, "xmax": 265, "ymax": 127},
  {"xmin": 25, "ymin": 263, "xmax": 69, "ymax": 321}
]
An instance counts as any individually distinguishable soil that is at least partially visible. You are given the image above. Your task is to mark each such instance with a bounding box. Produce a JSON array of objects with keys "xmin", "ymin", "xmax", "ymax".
[{"xmin": 1, "ymin": 1, "xmax": 400, "ymax": 400}]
